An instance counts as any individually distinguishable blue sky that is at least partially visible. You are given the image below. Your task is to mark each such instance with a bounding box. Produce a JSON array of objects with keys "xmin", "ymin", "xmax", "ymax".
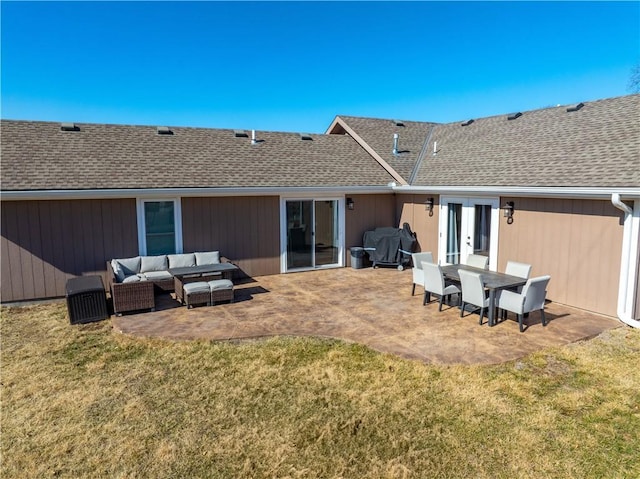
[{"xmin": 2, "ymin": 1, "xmax": 639, "ymax": 133}]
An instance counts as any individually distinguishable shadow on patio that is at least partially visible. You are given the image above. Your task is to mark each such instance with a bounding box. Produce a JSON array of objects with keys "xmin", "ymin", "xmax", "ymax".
[{"xmin": 112, "ymin": 267, "xmax": 622, "ymax": 365}]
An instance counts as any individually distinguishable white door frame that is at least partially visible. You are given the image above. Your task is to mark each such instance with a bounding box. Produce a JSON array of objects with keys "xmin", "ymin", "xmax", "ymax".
[
  {"xmin": 438, "ymin": 196, "xmax": 500, "ymax": 270},
  {"xmin": 279, "ymin": 196, "xmax": 345, "ymax": 273}
]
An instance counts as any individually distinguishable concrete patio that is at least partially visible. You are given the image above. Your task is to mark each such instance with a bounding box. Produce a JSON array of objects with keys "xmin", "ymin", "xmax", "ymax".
[{"xmin": 112, "ymin": 267, "xmax": 623, "ymax": 365}]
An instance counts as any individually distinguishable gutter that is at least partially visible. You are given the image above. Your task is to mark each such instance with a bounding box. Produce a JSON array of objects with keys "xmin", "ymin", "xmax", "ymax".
[
  {"xmin": 611, "ymin": 193, "xmax": 640, "ymax": 328},
  {"xmin": 393, "ymin": 185, "xmax": 640, "ymax": 200},
  {"xmin": 0, "ymin": 185, "xmax": 395, "ymax": 201}
]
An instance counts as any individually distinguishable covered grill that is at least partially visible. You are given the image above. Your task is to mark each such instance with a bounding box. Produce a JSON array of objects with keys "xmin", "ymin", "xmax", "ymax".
[{"xmin": 363, "ymin": 223, "xmax": 417, "ymax": 270}]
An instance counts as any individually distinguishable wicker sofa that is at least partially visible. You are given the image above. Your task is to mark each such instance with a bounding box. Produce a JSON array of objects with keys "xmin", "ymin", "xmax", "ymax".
[{"xmin": 107, "ymin": 251, "xmax": 228, "ymax": 315}]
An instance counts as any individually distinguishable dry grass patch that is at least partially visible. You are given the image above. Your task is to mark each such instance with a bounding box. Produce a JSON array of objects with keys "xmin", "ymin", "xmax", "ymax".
[{"xmin": 2, "ymin": 302, "xmax": 639, "ymax": 478}]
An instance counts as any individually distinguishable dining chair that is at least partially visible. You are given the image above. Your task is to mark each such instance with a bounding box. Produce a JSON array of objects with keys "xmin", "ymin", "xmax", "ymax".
[
  {"xmin": 459, "ymin": 269, "xmax": 491, "ymax": 324},
  {"xmin": 504, "ymin": 260, "xmax": 532, "ymax": 293},
  {"xmin": 465, "ymin": 254, "xmax": 489, "ymax": 270},
  {"xmin": 504, "ymin": 261, "xmax": 532, "ymax": 279},
  {"xmin": 496, "ymin": 275, "xmax": 551, "ymax": 332},
  {"xmin": 411, "ymin": 251, "xmax": 434, "ymax": 296},
  {"xmin": 422, "ymin": 261, "xmax": 460, "ymax": 311}
]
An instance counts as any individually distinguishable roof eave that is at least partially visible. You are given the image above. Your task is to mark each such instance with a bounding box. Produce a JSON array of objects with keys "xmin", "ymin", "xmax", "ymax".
[
  {"xmin": 0, "ymin": 185, "xmax": 396, "ymax": 201},
  {"xmin": 393, "ymin": 185, "xmax": 640, "ymax": 200}
]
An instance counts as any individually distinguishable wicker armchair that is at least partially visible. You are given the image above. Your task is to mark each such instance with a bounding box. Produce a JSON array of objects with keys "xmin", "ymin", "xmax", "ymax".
[{"xmin": 107, "ymin": 261, "xmax": 155, "ymax": 315}]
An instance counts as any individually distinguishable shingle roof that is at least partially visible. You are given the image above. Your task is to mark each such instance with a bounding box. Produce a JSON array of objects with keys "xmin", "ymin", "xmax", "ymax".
[
  {"xmin": 0, "ymin": 121, "xmax": 396, "ymax": 191},
  {"xmin": 332, "ymin": 116, "xmax": 436, "ymax": 182},
  {"xmin": 335, "ymin": 95, "xmax": 639, "ymax": 188},
  {"xmin": 412, "ymin": 95, "xmax": 639, "ymax": 188}
]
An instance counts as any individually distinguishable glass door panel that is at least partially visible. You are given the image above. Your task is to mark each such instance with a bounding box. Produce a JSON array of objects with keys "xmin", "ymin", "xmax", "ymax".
[
  {"xmin": 472, "ymin": 204, "xmax": 492, "ymax": 257},
  {"xmin": 286, "ymin": 200, "xmax": 313, "ymax": 269},
  {"xmin": 315, "ymin": 200, "xmax": 339, "ymax": 266},
  {"xmin": 446, "ymin": 202, "xmax": 463, "ymax": 264}
]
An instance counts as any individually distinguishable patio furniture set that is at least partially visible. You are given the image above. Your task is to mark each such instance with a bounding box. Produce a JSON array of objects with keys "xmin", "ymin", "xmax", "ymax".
[
  {"xmin": 107, "ymin": 251, "xmax": 238, "ymax": 315},
  {"xmin": 412, "ymin": 252, "xmax": 550, "ymax": 332}
]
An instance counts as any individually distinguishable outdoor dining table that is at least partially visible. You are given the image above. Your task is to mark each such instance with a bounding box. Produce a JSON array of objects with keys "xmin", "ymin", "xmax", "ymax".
[
  {"xmin": 168, "ymin": 262, "xmax": 239, "ymax": 280},
  {"xmin": 440, "ymin": 264, "xmax": 527, "ymax": 327}
]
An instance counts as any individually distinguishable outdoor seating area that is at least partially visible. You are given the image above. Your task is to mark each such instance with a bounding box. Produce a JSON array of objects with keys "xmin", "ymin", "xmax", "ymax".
[
  {"xmin": 111, "ymin": 267, "xmax": 621, "ymax": 365},
  {"xmin": 412, "ymin": 253, "xmax": 551, "ymax": 332},
  {"xmin": 107, "ymin": 251, "xmax": 237, "ymax": 315}
]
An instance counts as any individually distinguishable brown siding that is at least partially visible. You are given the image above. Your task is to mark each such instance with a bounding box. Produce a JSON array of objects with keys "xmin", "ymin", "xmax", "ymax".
[
  {"xmin": 344, "ymin": 194, "xmax": 395, "ymax": 265},
  {"xmin": 396, "ymin": 194, "xmax": 440, "ymax": 260},
  {"xmin": 1, "ymin": 199, "xmax": 138, "ymax": 302},
  {"xmin": 181, "ymin": 196, "xmax": 280, "ymax": 278},
  {"xmin": 498, "ymin": 198, "xmax": 623, "ymax": 317}
]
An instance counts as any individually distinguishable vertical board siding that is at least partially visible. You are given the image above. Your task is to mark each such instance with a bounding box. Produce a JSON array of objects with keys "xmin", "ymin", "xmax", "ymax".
[
  {"xmin": 396, "ymin": 194, "xmax": 440, "ymax": 261},
  {"xmin": 498, "ymin": 198, "xmax": 623, "ymax": 317},
  {"xmin": 344, "ymin": 194, "xmax": 396, "ymax": 265},
  {"xmin": 1, "ymin": 199, "xmax": 138, "ymax": 302},
  {"xmin": 181, "ymin": 196, "xmax": 280, "ymax": 278}
]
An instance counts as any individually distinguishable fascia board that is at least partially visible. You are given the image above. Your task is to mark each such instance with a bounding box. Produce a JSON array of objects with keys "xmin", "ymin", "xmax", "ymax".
[
  {"xmin": 0, "ymin": 185, "xmax": 395, "ymax": 201},
  {"xmin": 394, "ymin": 185, "xmax": 640, "ymax": 200}
]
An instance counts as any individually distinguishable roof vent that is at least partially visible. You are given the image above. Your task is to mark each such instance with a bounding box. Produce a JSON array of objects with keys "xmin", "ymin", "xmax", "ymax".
[
  {"xmin": 234, "ymin": 129, "xmax": 249, "ymax": 138},
  {"xmin": 393, "ymin": 120, "xmax": 405, "ymax": 127},
  {"xmin": 300, "ymin": 133, "xmax": 313, "ymax": 141},
  {"xmin": 566, "ymin": 102, "xmax": 585, "ymax": 112},
  {"xmin": 60, "ymin": 122, "xmax": 79, "ymax": 132},
  {"xmin": 156, "ymin": 126, "xmax": 173, "ymax": 135},
  {"xmin": 392, "ymin": 133, "xmax": 399, "ymax": 155},
  {"xmin": 461, "ymin": 119, "xmax": 474, "ymax": 126},
  {"xmin": 507, "ymin": 112, "xmax": 522, "ymax": 121}
]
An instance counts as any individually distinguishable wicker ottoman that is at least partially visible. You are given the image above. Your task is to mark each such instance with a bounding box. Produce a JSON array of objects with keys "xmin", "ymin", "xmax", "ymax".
[
  {"xmin": 183, "ymin": 281, "xmax": 211, "ymax": 309},
  {"xmin": 208, "ymin": 279, "xmax": 234, "ymax": 304}
]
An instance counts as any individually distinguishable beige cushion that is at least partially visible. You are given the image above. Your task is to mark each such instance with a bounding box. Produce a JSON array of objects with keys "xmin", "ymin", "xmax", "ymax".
[
  {"xmin": 168, "ymin": 253, "xmax": 196, "ymax": 269},
  {"xmin": 208, "ymin": 279, "xmax": 233, "ymax": 291},
  {"xmin": 183, "ymin": 282, "xmax": 210, "ymax": 294},
  {"xmin": 142, "ymin": 271, "xmax": 173, "ymax": 281},
  {"xmin": 112, "ymin": 256, "xmax": 141, "ymax": 282},
  {"xmin": 140, "ymin": 255, "xmax": 168, "ymax": 273},
  {"xmin": 122, "ymin": 274, "xmax": 145, "ymax": 283},
  {"xmin": 195, "ymin": 251, "xmax": 220, "ymax": 266}
]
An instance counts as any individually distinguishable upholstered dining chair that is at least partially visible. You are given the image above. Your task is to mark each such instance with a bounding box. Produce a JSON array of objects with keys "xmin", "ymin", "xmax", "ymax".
[
  {"xmin": 504, "ymin": 261, "xmax": 532, "ymax": 293},
  {"xmin": 458, "ymin": 269, "xmax": 491, "ymax": 325},
  {"xmin": 496, "ymin": 275, "xmax": 551, "ymax": 332},
  {"xmin": 411, "ymin": 251, "xmax": 434, "ymax": 296},
  {"xmin": 465, "ymin": 254, "xmax": 489, "ymax": 270},
  {"xmin": 422, "ymin": 261, "xmax": 460, "ymax": 311}
]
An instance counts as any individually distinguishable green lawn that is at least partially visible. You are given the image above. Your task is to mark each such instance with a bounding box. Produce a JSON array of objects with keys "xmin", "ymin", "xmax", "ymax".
[{"xmin": 2, "ymin": 302, "xmax": 639, "ymax": 478}]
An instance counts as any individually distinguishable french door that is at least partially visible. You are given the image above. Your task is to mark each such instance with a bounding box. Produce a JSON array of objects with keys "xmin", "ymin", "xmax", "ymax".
[
  {"xmin": 438, "ymin": 197, "xmax": 499, "ymax": 270},
  {"xmin": 282, "ymin": 198, "xmax": 343, "ymax": 271}
]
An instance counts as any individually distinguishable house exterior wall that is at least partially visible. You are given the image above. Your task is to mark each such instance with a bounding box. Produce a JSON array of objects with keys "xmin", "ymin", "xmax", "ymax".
[
  {"xmin": 393, "ymin": 195, "xmax": 624, "ymax": 317},
  {"xmin": 396, "ymin": 194, "xmax": 440, "ymax": 261},
  {"xmin": 498, "ymin": 197, "xmax": 623, "ymax": 318},
  {"xmin": 181, "ymin": 196, "xmax": 281, "ymax": 279},
  {"xmin": 1, "ymin": 199, "xmax": 138, "ymax": 302},
  {"xmin": 344, "ymin": 194, "xmax": 395, "ymax": 266}
]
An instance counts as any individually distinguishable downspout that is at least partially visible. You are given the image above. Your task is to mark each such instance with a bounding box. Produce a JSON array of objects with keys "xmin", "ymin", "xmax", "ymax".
[{"xmin": 611, "ymin": 193, "xmax": 640, "ymax": 328}]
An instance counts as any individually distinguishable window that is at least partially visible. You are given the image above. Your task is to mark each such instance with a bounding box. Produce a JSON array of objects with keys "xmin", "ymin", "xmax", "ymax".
[{"xmin": 137, "ymin": 199, "xmax": 182, "ymax": 256}]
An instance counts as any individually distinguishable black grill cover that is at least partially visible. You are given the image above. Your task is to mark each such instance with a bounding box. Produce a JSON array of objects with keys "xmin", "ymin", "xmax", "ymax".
[{"xmin": 363, "ymin": 223, "xmax": 416, "ymax": 265}]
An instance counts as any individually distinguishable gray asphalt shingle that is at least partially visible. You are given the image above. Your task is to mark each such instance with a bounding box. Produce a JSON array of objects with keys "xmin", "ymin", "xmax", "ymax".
[{"xmin": 0, "ymin": 122, "xmax": 396, "ymax": 191}]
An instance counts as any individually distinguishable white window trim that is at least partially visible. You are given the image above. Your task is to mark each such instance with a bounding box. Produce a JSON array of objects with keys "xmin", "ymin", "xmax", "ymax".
[{"xmin": 136, "ymin": 198, "xmax": 183, "ymax": 256}]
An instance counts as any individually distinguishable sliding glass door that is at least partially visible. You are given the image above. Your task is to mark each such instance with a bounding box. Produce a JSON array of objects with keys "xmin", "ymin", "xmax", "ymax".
[
  {"xmin": 439, "ymin": 197, "xmax": 499, "ymax": 270},
  {"xmin": 284, "ymin": 198, "xmax": 342, "ymax": 271}
]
